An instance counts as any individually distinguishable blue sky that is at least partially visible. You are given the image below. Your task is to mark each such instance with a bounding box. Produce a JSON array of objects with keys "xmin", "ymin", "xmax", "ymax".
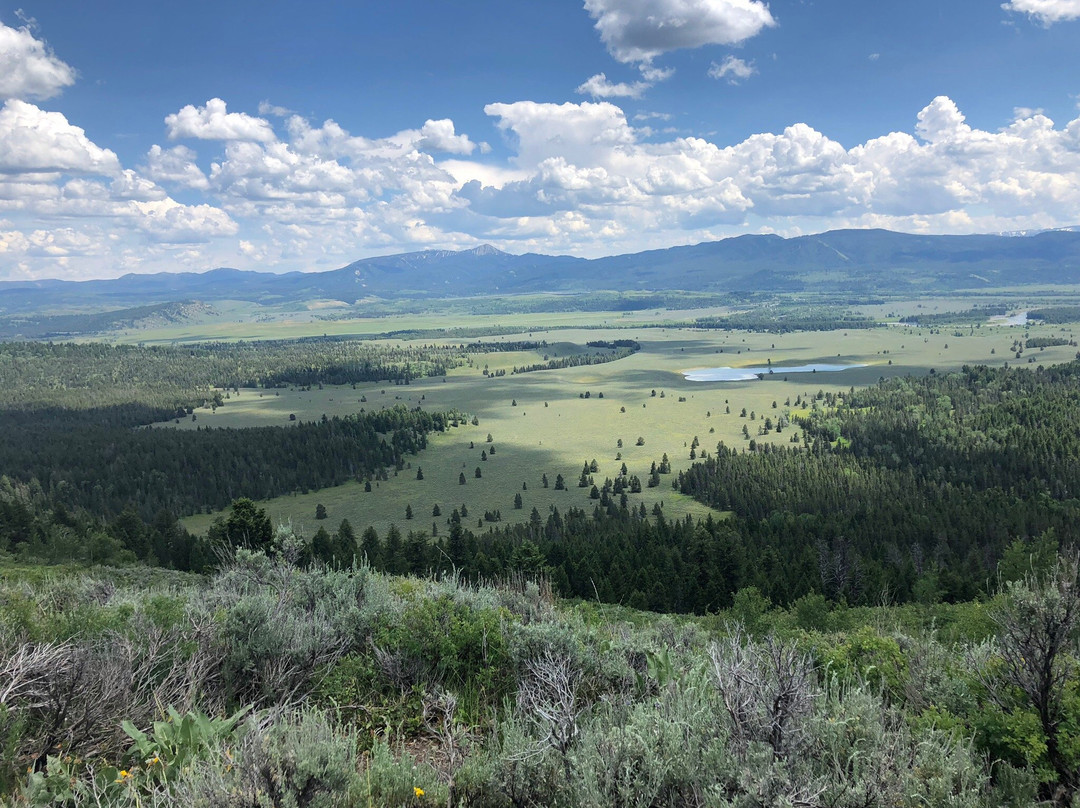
[{"xmin": 1, "ymin": 0, "xmax": 1079, "ymax": 280}]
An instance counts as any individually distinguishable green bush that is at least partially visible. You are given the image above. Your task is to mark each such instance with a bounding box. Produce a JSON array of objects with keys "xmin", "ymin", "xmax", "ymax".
[
  {"xmin": 314, "ymin": 653, "xmax": 427, "ymax": 742},
  {"xmin": 818, "ymin": 625, "xmax": 909, "ymax": 698},
  {"xmin": 371, "ymin": 592, "xmax": 514, "ymax": 723}
]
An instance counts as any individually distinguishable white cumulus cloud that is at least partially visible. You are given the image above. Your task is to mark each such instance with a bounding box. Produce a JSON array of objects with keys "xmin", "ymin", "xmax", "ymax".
[
  {"xmin": 130, "ymin": 198, "xmax": 238, "ymax": 243},
  {"xmin": 0, "ymin": 99, "xmax": 119, "ymax": 174},
  {"xmin": 165, "ymin": 98, "xmax": 277, "ymax": 142},
  {"xmin": 0, "ymin": 226, "xmax": 99, "ymax": 257},
  {"xmin": 584, "ymin": 0, "xmax": 776, "ymax": 64},
  {"xmin": 9, "ymin": 89, "xmax": 1080, "ymax": 277},
  {"xmin": 415, "ymin": 119, "xmax": 480, "ymax": 155},
  {"xmin": 142, "ymin": 144, "xmax": 210, "ymax": 190},
  {"xmin": 577, "ymin": 72, "xmax": 652, "ymax": 99},
  {"xmin": 915, "ymin": 95, "xmax": 970, "ymax": 144},
  {"xmin": 0, "ymin": 19, "xmax": 76, "ymax": 100},
  {"xmin": 464, "ymin": 96, "xmax": 1080, "ymax": 251},
  {"xmin": 485, "ymin": 100, "xmax": 638, "ymax": 170},
  {"xmin": 1002, "ymin": 0, "xmax": 1080, "ymax": 24},
  {"xmin": 707, "ymin": 55, "xmax": 757, "ymax": 83}
]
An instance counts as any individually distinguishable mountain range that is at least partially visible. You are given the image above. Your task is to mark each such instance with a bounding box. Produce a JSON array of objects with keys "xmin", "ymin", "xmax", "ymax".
[{"xmin": 3, "ymin": 228, "xmax": 1080, "ymax": 317}]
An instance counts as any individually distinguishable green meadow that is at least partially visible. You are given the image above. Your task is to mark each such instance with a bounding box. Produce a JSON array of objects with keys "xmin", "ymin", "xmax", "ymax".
[
  {"xmin": 108, "ymin": 304, "xmax": 683, "ymax": 345},
  {"xmin": 169, "ymin": 304, "xmax": 1079, "ymax": 540}
]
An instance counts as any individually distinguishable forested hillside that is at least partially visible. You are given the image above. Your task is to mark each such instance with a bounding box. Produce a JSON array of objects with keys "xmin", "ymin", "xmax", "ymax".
[
  {"xmin": 373, "ymin": 361, "xmax": 1080, "ymax": 611},
  {"xmin": 1, "ymin": 339, "xmax": 524, "ymax": 410},
  {"xmin": 6, "ymin": 340, "xmax": 1080, "ymax": 613}
]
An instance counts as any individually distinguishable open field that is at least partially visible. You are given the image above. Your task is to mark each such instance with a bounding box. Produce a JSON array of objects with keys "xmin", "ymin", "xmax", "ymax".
[
  {"xmin": 105, "ymin": 305, "xmax": 692, "ymax": 345},
  {"xmin": 169, "ymin": 305, "xmax": 1079, "ymax": 539}
]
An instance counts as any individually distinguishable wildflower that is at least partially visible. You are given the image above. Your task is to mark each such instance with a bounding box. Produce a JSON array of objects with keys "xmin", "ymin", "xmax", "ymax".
[
  {"xmin": 414, "ymin": 786, "xmax": 425, "ymax": 797},
  {"xmin": 115, "ymin": 770, "xmax": 132, "ymax": 783}
]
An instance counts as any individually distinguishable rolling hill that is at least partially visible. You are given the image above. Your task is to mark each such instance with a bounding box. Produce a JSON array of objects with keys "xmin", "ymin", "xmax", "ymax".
[{"xmin": 3, "ymin": 229, "xmax": 1079, "ymax": 319}]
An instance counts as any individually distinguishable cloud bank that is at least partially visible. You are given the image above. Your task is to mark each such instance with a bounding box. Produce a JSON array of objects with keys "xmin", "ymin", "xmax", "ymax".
[{"xmin": 5, "ymin": 90, "xmax": 1080, "ymax": 279}]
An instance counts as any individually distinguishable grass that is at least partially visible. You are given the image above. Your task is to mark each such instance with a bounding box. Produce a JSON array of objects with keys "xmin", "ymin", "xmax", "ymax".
[
  {"xmin": 104, "ymin": 307, "xmax": 685, "ymax": 345},
  {"xmin": 173, "ymin": 306, "xmax": 1080, "ymax": 539}
]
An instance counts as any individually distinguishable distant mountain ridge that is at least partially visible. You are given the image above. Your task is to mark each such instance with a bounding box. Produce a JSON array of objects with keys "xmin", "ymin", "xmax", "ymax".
[{"xmin": 4, "ymin": 229, "xmax": 1080, "ymax": 315}]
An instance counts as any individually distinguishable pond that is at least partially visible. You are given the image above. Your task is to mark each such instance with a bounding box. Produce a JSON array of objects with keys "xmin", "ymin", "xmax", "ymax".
[
  {"xmin": 989, "ymin": 311, "xmax": 1028, "ymax": 326},
  {"xmin": 683, "ymin": 363, "xmax": 868, "ymax": 382}
]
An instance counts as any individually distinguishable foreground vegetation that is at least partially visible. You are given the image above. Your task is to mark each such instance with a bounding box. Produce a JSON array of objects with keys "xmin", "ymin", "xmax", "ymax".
[{"xmin": 3, "ymin": 546, "xmax": 1080, "ymax": 806}]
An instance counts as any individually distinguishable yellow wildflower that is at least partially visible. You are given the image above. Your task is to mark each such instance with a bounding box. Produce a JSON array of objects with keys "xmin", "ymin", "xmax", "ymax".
[{"xmin": 414, "ymin": 786, "xmax": 425, "ymax": 797}]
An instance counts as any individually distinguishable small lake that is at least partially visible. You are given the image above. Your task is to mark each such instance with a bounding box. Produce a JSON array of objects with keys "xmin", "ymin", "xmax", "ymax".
[{"xmin": 683, "ymin": 363, "xmax": 868, "ymax": 382}]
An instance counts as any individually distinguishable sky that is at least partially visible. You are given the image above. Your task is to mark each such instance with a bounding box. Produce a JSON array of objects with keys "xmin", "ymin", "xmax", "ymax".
[{"xmin": 1, "ymin": 0, "xmax": 1079, "ymax": 281}]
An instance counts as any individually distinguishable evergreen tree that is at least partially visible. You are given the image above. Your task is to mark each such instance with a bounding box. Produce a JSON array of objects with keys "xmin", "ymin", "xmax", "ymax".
[
  {"xmin": 223, "ymin": 498, "xmax": 273, "ymax": 552},
  {"xmin": 360, "ymin": 526, "xmax": 381, "ymax": 567},
  {"xmin": 334, "ymin": 519, "xmax": 357, "ymax": 565},
  {"xmin": 312, "ymin": 526, "xmax": 333, "ymax": 564},
  {"xmin": 404, "ymin": 531, "xmax": 429, "ymax": 574},
  {"xmin": 384, "ymin": 525, "xmax": 406, "ymax": 574},
  {"xmin": 447, "ymin": 520, "xmax": 467, "ymax": 571}
]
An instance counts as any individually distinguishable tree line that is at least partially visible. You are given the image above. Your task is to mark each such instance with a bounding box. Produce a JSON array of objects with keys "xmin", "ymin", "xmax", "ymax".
[
  {"xmin": 694, "ymin": 307, "xmax": 878, "ymax": 332},
  {"xmin": 0, "ymin": 404, "xmax": 462, "ymax": 561},
  {"xmin": 0, "ymin": 339, "xmax": 559, "ymax": 410}
]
